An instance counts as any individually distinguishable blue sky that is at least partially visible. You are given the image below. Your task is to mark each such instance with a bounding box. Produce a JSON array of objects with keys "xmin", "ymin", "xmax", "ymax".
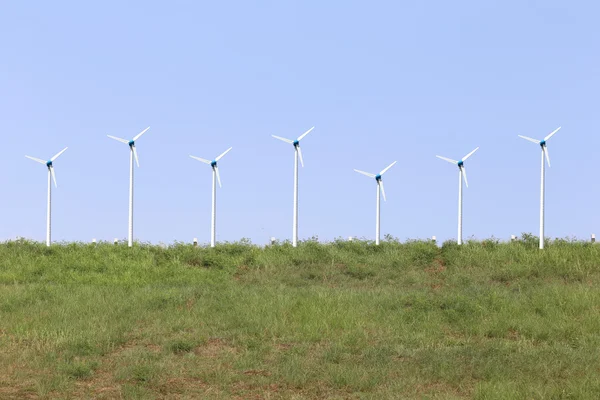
[{"xmin": 0, "ymin": 1, "xmax": 597, "ymax": 245}]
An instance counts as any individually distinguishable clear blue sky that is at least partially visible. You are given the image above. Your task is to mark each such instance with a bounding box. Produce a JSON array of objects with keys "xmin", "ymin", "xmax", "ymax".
[{"xmin": 0, "ymin": 1, "xmax": 597, "ymax": 245}]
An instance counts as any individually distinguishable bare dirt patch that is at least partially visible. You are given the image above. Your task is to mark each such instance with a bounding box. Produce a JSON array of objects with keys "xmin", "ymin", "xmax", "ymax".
[{"xmin": 194, "ymin": 338, "xmax": 237, "ymax": 359}]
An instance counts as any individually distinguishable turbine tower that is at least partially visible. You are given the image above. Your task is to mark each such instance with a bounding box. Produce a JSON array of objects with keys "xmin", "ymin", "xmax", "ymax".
[
  {"xmin": 25, "ymin": 147, "xmax": 68, "ymax": 247},
  {"xmin": 272, "ymin": 126, "xmax": 315, "ymax": 247},
  {"xmin": 107, "ymin": 127, "xmax": 150, "ymax": 247},
  {"xmin": 190, "ymin": 147, "xmax": 233, "ymax": 248},
  {"xmin": 354, "ymin": 161, "xmax": 397, "ymax": 245},
  {"xmin": 518, "ymin": 126, "xmax": 561, "ymax": 250},
  {"xmin": 436, "ymin": 147, "xmax": 479, "ymax": 245}
]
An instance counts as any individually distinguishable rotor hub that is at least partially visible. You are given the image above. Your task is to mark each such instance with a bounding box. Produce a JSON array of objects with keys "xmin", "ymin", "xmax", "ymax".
[
  {"xmin": 129, "ymin": 140, "xmax": 135, "ymax": 147},
  {"xmin": 457, "ymin": 160, "xmax": 464, "ymax": 167},
  {"xmin": 211, "ymin": 160, "xmax": 217, "ymax": 167},
  {"xmin": 540, "ymin": 140, "xmax": 546, "ymax": 147},
  {"xmin": 293, "ymin": 140, "xmax": 299, "ymax": 147},
  {"xmin": 46, "ymin": 160, "xmax": 52, "ymax": 167},
  {"xmin": 375, "ymin": 174, "xmax": 382, "ymax": 181}
]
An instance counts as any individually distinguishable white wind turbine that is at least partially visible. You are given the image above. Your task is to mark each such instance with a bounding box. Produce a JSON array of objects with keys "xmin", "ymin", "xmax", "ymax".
[
  {"xmin": 436, "ymin": 147, "xmax": 479, "ymax": 245},
  {"xmin": 518, "ymin": 126, "xmax": 561, "ymax": 250},
  {"xmin": 107, "ymin": 127, "xmax": 150, "ymax": 247},
  {"xmin": 272, "ymin": 126, "xmax": 315, "ymax": 247},
  {"xmin": 190, "ymin": 147, "xmax": 233, "ymax": 248},
  {"xmin": 354, "ymin": 161, "xmax": 397, "ymax": 245},
  {"xmin": 25, "ymin": 147, "xmax": 68, "ymax": 247}
]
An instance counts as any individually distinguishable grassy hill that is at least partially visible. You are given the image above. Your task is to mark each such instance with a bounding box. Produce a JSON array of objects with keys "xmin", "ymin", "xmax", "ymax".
[{"xmin": 1, "ymin": 237, "xmax": 600, "ymax": 399}]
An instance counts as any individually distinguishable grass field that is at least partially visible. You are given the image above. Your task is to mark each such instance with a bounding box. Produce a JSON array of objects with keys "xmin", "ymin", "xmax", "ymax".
[{"xmin": 1, "ymin": 236, "xmax": 600, "ymax": 399}]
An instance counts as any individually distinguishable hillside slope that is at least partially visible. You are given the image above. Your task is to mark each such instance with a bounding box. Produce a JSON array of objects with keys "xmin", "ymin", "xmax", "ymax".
[{"xmin": 1, "ymin": 237, "xmax": 599, "ymax": 399}]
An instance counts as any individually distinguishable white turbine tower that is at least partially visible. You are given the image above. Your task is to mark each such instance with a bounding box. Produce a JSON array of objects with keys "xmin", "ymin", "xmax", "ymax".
[
  {"xmin": 436, "ymin": 147, "xmax": 479, "ymax": 245},
  {"xmin": 25, "ymin": 147, "xmax": 68, "ymax": 247},
  {"xmin": 272, "ymin": 126, "xmax": 315, "ymax": 247},
  {"xmin": 107, "ymin": 127, "xmax": 150, "ymax": 247},
  {"xmin": 518, "ymin": 126, "xmax": 561, "ymax": 250},
  {"xmin": 354, "ymin": 161, "xmax": 397, "ymax": 245},
  {"xmin": 190, "ymin": 147, "xmax": 233, "ymax": 248}
]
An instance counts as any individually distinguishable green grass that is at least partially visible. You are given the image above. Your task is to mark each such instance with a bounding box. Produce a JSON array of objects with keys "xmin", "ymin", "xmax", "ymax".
[{"xmin": 1, "ymin": 236, "xmax": 600, "ymax": 398}]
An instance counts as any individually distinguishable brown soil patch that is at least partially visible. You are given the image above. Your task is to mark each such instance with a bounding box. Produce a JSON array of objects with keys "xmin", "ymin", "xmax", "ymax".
[{"xmin": 194, "ymin": 338, "xmax": 237, "ymax": 358}]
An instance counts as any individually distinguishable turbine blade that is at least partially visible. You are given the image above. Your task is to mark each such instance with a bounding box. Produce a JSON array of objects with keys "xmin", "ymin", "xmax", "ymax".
[
  {"xmin": 25, "ymin": 156, "xmax": 46, "ymax": 164},
  {"xmin": 544, "ymin": 126, "xmax": 561, "ymax": 141},
  {"xmin": 379, "ymin": 161, "xmax": 397, "ymax": 175},
  {"xmin": 436, "ymin": 155, "xmax": 458, "ymax": 164},
  {"xmin": 518, "ymin": 135, "xmax": 540, "ymax": 144},
  {"xmin": 379, "ymin": 180, "xmax": 387, "ymax": 202},
  {"xmin": 272, "ymin": 135, "xmax": 294, "ymax": 144},
  {"xmin": 543, "ymin": 146, "xmax": 551, "ymax": 168},
  {"xmin": 51, "ymin": 147, "xmax": 68, "ymax": 161},
  {"xmin": 297, "ymin": 146, "xmax": 304, "ymax": 168},
  {"xmin": 462, "ymin": 147, "xmax": 479, "ymax": 161},
  {"xmin": 107, "ymin": 135, "xmax": 129, "ymax": 144},
  {"xmin": 462, "ymin": 166, "xmax": 469, "ymax": 188},
  {"xmin": 50, "ymin": 166, "xmax": 57, "ymax": 188},
  {"xmin": 215, "ymin": 147, "xmax": 232, "ymax": 161},
  {"xmin": 190, "ymin": 155, "xmax": 211, "ymax": 164},
  {"xmin": 354, "ymin": 169, "xmax": 376, "ymax": 178},
  {"xmin": 215, "ymin": 166, "xmax": 222, "ymax": 188},
  {"xmin": 297, "ymin": 126, "xmax": 315, "ymax": 141},
  {"xmin": 132, "ymin": 145, "xmax": 139, "ymax": 168},
  {"xmin": 133, "ymin": 126, "xmax": 150, "ymax": 141}
]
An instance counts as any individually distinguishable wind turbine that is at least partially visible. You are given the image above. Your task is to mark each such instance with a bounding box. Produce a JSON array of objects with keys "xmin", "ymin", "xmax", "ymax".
[
  {"xmin": 190, "ymin": 147, "xmax": 233, "ymax": 248},
  {"xmin": 25, "ymin": 147, "xmax": 68, "ymax": 247},
  {"xmin": 354, "ymin": 161, "xmax": 397, "ymax": 245},
  {"xmin": 272, "ymin": 126, "xmax": 315, "ymax": 247},
  {"xmin": 436, "ymin": 147, "xmax": 479, "ymax": 245},
  {"xmin": 518, "ymin": 126, "xmax": 561, "ymax": 250},
  {"xmin": 107, "ymin": 127, "xmax": 150, "ymax": 247}
]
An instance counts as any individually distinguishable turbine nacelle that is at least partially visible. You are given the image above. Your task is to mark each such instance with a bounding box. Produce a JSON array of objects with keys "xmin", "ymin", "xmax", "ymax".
[
  {"xmin": 26, "ymin": 147, "xmax": 68, "ymax": 188},
  {"xmin": 107, "ymin": 127, "xmax": 150, "ymax": 168},
  {"xmin": 436, "ymin": 147, "xmax": 479, "ymax": 188},
  {"xmin": 518, "ymin": 127, "xmax": 561, "ymax": 168},
  {"xmin": 354, "ymin": 161, "xmax": 397, "ymax": 202},
  {"xmin": 272, "ymin": 127, "xmax": 315, "ymax": 168},
  {"xmin": 190, "ymin": 147, "xmax": 232, "ymax": 188}
]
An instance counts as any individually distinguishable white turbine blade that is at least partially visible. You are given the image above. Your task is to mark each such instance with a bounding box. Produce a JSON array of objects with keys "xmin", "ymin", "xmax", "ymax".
[
  {"xmin": 436, "ymin": 155, "xmax": 458, "ymax": 164},
  {"xmin": 354, "ymin": 169, "xmax": 376, "ymax": 178},
  {"xmin": 379, "ymin": 161, "xmax": 397, "ymax": 176},
  {"xmin": 462, "ymin": 166, "xmax": 469, "ymax": 188},
  {"xmin": 215, "ymin": 147, "xmax": 232, "ymax": 161},
  {"xmin": 379, "ymin": 180, "xmax": 387, "ymax": 202},
  {"xmin": 297, "ymin": 146, "xmax": 304, "ymax": 168},
  {"xmin": 132, "ymin": 145, "xmax": 139, "ymax": 168},
  {"xmin": 50, "ymin": 166, "xmax": 57, "ymax": 188},
  {"xmin": 25, "ymin": 156, "xmax": 46, "ymax": 164},
  {"xmin": 543, "ymin": 146, "xmax": 551, "ymax": 168},
  {"xmin": 461, "ymin": 147, "xmax": 479, "ymax": 161},
  {"xmin": 133, "ymin": 126, "xmax": 150, "ymax": 141},
  {"xmin": 51, "ymin": 147, "xmax": 68, "ymax": 161},
  {"xmin": 518, "ymin": 135, "xmax": 540, "ymax": 144},
  {"xmin": 215, "ymin": 166, "xmax": 222, "ymax": 188},
  {"xmin": 544, "ymin": 126, "xmax": 561, "ymax": 141},
  {"xmin": 297, "ymin": 126, "xmax": 315, "ymax": 141},
  {"xmin": 190, "ymin": 155, "xmax": 211, "ymax": 164},
  {"xmin": 272, "ymin": 135, "xmax": 294, "ymax": 144},
  {"xmin": 107, "ymin": 135, "xmax": 129, "ymax": 144}
]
